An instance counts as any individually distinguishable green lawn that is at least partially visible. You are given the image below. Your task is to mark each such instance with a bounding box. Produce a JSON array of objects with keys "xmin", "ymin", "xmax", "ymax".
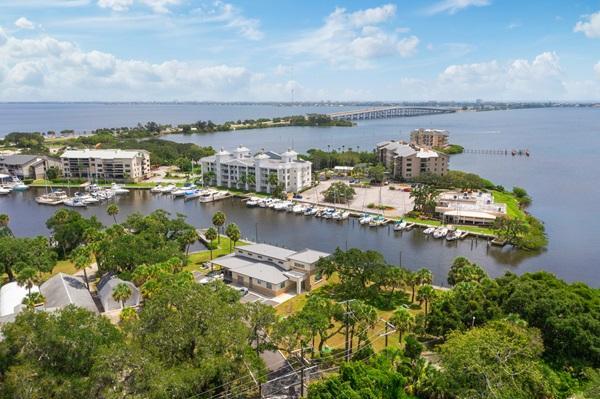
[
  {"xmin": 52, "ymin": 260, "xmax": 78, "ymax": 275},
  {"xmin": 492, "ymin": 190, "xmax": 525, "ymax": 219},
  {"xmin": 185, "ymin": 236, "xmax": 249, "ymax": 272}
]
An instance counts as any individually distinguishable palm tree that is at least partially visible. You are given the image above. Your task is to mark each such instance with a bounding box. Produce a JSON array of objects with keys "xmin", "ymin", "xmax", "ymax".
[
  {"xmin": 267, "ymin": 173, "xmax": 278, "ymax": 193},
  {"xmin": 212, "ymin": 211, "xmax": 226, "ymax": 243},
  {"xmin": 205, "ymin": 227, "xmax": 218, "ymax": 262},
  {"xmin": 0, "ymin": 214, "xmax": 13, "ymax": 237},
  {"xmin": 181, "ymin": 229, "xmax": 199, "ymax": 256},
  {"xmin": 70, "ymin": 245, "xmax": 93, "ymax": 290},
  {"xmin": 407, "ymin": 272, "xmax": 418, "ymax": 303},
  {"xmin": 16, "ymin": 266, "xmax": 40, "ymax": 299},
  {"xmin": 106, "ymin": 204, "xmax": 119, "ymax": 224},
  {"xmin": 112, "ymin": 282, "xmax": 133, "ymax": 309},
  {"xmin": 225, "ymin": 223, "xmax": 241, "ymax": 253},
  {"xmin": 390, "ymin": 308, "xmax": 414, "ymax": 343},
  {"xmin": 416, "ymin": 268, "xmax": 432, "ymax": 286},
  {"xmin": 239, "ymin": 173, "xmax": 248, "ymax": 190},
  {"xmin": 247, "ymin": 173, "xmax": 256, "ymax": 190},
  {"xmin": 416, "ymin": 285, "xmax": 435, "ymax": 315}
]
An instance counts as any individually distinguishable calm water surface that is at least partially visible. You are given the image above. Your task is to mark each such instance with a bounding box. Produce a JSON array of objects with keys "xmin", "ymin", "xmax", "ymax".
[{"xmin": 1, "ymin": 105, "xmax": 599, "ymax": 286}]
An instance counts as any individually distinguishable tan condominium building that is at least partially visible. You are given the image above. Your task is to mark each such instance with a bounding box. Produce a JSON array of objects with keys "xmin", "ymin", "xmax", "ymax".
[
  {"xmin": 200, "ymin": 146, "xmax": 312, "ymax": 194},
  {"xmin": 210, "ymin": 243, "xmax": 330, "ymax": 297},
  {"xmin": 61, "ymin": 149, "xmax": 151, "ymax": 182},
  {"xmin": 376, "ymin": 140, "xmax": 449, "ymax": 180},
  {"xmin": 410, "ymin": 128, "xmax": 449, "ymax": 148}
]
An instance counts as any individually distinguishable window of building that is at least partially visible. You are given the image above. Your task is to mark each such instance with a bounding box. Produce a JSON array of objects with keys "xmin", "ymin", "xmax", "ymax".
[
  {"xmin": 257, "ymin": 279, "xmax": 263, "ymax": 285},
  {"xmin": 280, "ymin": 282, "xmax": 285, "ymax": 289},
  {"xmin": 267, "ymin": 282, "xmax": 272, "ymax": 289}
]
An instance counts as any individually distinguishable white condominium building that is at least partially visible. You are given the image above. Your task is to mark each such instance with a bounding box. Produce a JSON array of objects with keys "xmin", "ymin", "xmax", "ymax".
[
  {"xmin": 200, "ymin": 146, "xmax": 312, "ymax": 193},
  {"xmin": 61, "ymin": 149, "xmax": 151, "ymax": 182}
]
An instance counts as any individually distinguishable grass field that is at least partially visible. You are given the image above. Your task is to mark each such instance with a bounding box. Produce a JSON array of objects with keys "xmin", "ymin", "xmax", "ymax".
[
  {"xmin": 185, "ymin": 236, "xmax": 249, "ymax": 272},
  {"xmin": 492, "ymin": 190, "xmax": 525, "ymax": 219}
]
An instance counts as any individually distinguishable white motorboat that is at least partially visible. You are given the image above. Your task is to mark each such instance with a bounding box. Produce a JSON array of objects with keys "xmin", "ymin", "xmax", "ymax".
[
  {"xmin": 258, "ymin": 198, "xmax": 273, "ymax": 208},
  {"xmin": 36, "ymin": 190, "xmax": 68, "ymax": 205},
  {"xmin": 10, "ymin": 178, "xmax": 28, "ymax": 191},
  {"xmin": 0, "ymin": 186, "xmax": 12, "ymax": 195},
  {"xmin": 267, "ymin": 199, "xmax": 279, "ymax": 209},
  {"xmin": 359, "ymin": 214, "xmax": 372, "ymax": 225},
  {"xmin": 292, "ymin": 204, "xmax": 305, "ymax": 214},
  {"xmin": 184, "ymin": 189, "xmax": 203, "ymax": 201},
  {"xmin": 172, "ymin": 184, "xmax": 197, "ymax": 197},
  {"xmin": 321, "ymin": 208, "xmax": 335, "ymax": 219},
  {"xmin": 393, "ymin": 220, "xmax": 408, "ymax": 231},
  {"xmin": 423, "ymin": 226, "xmax": 436, "ymax": 235},
  {"xmin": 446, "ymin": 228, "xmax": 460, "ymax": 241},
  {"xmin": 338, "ymin": 211, "xmax": 350, "ymax": 220},
  {"xmin": 246, "ymin": 197, "xmax": 260, "ymax": 207},
  {"xmin": 273, "ymin": 201, "xmax": 291, "ymax": 211},
  {"xmin": 159, "ymin": 184, "xmax": 177, "ymax": 193},
  {"xmin": 110, "ymin": 183, "xmax": 129, "ymax": 194},
  {"xmin": 197, "ymin": 190, "xmax": 229, "ymax": 203},
  {"xmin": 369, "ymin": 215, "xmax": 386, "ymax": 227},
  {"xmin": 64, "ymin": 197, "xmax": 87, "ymax": 207},
  {"xmin": 303, "ymin": 206, "xmax": 317, "ymax": 216},
  {"xmin": 150, "ymin": 184, "xmax": 164, "ymax": 193},
  {"xmin": 433, "ymin": 227, "xmax": 449, "ymax": 239},
  {"xmin": 74, "ymin": 192, "xmax": 100, "ymax": 205}
]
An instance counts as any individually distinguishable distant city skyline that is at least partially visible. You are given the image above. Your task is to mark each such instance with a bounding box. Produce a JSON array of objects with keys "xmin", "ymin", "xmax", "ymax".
[{"xmin": 1, "ymin": 0, "xmax": 600, "ymax": 101}]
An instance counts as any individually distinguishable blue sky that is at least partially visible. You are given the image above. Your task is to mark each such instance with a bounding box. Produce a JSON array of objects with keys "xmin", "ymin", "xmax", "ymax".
[{"xmin": 1, "ymin": 0, "xmax": 599, "ymax": 101}]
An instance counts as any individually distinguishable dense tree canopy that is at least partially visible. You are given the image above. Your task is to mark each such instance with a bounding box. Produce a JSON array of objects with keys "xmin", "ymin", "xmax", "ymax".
[
  {"xmin": 0, "ymin": 235, "xmax": 57, "ymax": 281},
  {"xmin": 46, "ymin": 209, "xmax": 102, "ymax": 258}
]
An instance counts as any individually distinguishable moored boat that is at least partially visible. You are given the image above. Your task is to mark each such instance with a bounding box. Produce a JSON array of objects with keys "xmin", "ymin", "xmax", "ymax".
[
  {"xmin": 393, "ymin": 220, "xmax": 408, "ymax": 231},
  {"xmin": 35, "ymin": 190, "xmax": 68, "ymax": 205},
  {"xmin": 433, "ymin": 227, "xmax": 449, "ymax": 239}
]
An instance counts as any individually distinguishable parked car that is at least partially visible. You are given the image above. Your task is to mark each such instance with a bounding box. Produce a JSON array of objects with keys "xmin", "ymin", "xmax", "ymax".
[{"xmin": 233, "ymin": 286, "xmax": 249, "ymax": 296}]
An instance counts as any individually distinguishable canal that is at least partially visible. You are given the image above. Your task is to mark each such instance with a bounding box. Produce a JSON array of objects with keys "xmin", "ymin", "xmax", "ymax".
[{"xmin": 2, "ymin": 188, "xmax": 542, "ymax": 286}]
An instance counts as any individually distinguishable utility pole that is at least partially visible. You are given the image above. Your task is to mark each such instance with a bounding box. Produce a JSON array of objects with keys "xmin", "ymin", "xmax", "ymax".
[
  {"xmin": 340, "ymin": 300, "xmax": 354, "ymax": 362},
  {"xmin": 300, "ymin": 345, "xmax": 305, "ymax": 398}
]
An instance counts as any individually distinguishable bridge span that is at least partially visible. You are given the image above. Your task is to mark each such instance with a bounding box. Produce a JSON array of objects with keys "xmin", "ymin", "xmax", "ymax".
[{"xmin": 328, "ymin": 106, "xmax": 456, "ymax": 121}]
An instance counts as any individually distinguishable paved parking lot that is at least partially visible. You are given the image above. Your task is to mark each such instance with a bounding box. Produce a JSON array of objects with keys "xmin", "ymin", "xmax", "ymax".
[{"xmin": 301, "ymin": 179, "xmax": 414, "ymax": 217}]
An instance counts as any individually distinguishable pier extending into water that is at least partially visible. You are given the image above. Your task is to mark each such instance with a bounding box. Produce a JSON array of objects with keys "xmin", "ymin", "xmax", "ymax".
[
  {"xmin": 462, "ymin": 148, "xmax": 530, "ymax": 156},
  {"xmin": 328, "ymin": 106, "xmax": 456, "ymax": 121}
]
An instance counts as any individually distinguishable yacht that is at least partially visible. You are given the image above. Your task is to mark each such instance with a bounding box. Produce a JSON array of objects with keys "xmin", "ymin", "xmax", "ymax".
[
  {"xmin": 303, "ymin": 206, "xmax": 318, "ymax": 216},
  {"xmin": 198, "ymin": 190, "xmax": 229, "ymax": 203},
  {"xmin": 0, "ymin": 186, "xmax": 12, "ymax": 195},
  {"xmin": 110, "ymin": 183, "xmax": 129, "ymax": 195},
  {"xmin": 184, "ymin": 189, "xmax": 203, "ymax": 201},
  {"xmin": 433, "ymin": 227, "xmax": 449, "ymax": 239},
  {"xmin": 369, "ymin": 215, "xmax": 386, "ymax": 227},
  {"xmin": 10, "ymin": 178, "xmax": 28, "ymax": 191},
  {"xmin": 423, "ymin": 226, "xmax": 436, "ymax": 235},
  {"xmin": 172, "ymin": 183, "xmax": 197, "ymax": 197},
  {"xmin": 292, "ymin": 204, "xmax": 305, "ymax": 214},
  {"xmin": 246, "ymin": 197, "xmax": 260, "ymax": 207},
  {"xmin": 393, "ymin": 220, "xmax": 408, "ymax": 231},
  {"xmin": 358, "ymin": 214, "xmax": 372, "ymax": 225},
  {"xmin": 159, "ymin": 184, "xmax": 177, "ymax": 194},
  {"xmin": 333, "ymin": 210, "xmax": 350, "ymax": 220},
  {"xmin": 36, "ymin": 190, "xmax": 68, "ymax": 205},
  {"xmin": 63, "ymin": 197, "xmax": 87, "ymax": 208},
  {"xmin": 258, "ymin": 198, "xmax": 273, "ymax": 208},
  {"xmin": 150, "ymin": 184, "xmax": 164, "ymax": 193}
]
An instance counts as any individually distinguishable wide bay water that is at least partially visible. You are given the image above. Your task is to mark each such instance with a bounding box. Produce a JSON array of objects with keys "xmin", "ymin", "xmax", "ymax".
[{"xmin": 0, "ymin": 104, "xmax": 599, "ymax": 286}]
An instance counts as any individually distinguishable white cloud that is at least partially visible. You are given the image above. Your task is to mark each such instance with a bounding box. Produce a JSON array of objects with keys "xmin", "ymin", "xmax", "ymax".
[
  {"xmin": 0, "ymin": 29, "xmax": 263, "ymax": 101},
  {"xmin": 97, "ymin": 0, "xmax": 179, "ymax": 13},
  {"xmin": 426, "ymin": 0, "xmax": 490, "ymax": 15},
  {"xmin": 14, "ymin": 17, "xmax": 35, "ymax": 30},
  {"xmin": 436, "ymin": 52, "xmax": 564, "ymax": 99},
  {"xmin": 192, "ymin": 1, "xmax": 263, "ymax": 40},
  {"xmin": 97, "ymin": 0, "xmax": 133, "ymax": 12},
  {"xmin": 287, "ymin": 5, "xmax": 418, "ymax": 69},
  {"xmin": 595, "ymin": 62, "xmax": 600, "ymax": 78},
  {"xmin": 574, "ymin": 11, "xmax": 600, "ymax": 38}
]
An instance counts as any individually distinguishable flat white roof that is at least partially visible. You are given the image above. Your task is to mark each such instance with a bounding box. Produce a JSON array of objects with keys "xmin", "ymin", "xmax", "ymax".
[
  {"xmin": 0, "ymin": 281, "xmax": 39, "ymax": 317},
  {"xmin": 287, "ymin": 249, "xmax": 330, "ymax": 264},
  {"xmin": 61, "ymin": 149, "xmax": 148, "ymax": 159},
  {"xmin": 239, "ymin": 243, "xmax": 297, "ymax": 260},
  {"xmin": 444, "ymin": 210, "xmax": 497, "ymax": 219}
]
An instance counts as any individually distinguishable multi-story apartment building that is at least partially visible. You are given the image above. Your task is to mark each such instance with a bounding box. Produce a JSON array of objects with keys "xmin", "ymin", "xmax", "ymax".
[
  {"xmin": 410, "ymin": 128, "xmax": 449, "ymax": 148},
  {"xmin": 60, "ymin": 149, "xmax": 151, "ymax": 182},
  {"xmin": 0, "ymin": 154, "xmax": 61, "ymax": 179},
  {"xmin": 200, "ymin": 146, "xmax": 312, "ymax": 193},
  {"xmin": 376, "ymin": 140, "xmax": 449, "ymax": 180},
  {"xmin": 211, "ymin": 243, "xmax": 329, "ymax": 297}
]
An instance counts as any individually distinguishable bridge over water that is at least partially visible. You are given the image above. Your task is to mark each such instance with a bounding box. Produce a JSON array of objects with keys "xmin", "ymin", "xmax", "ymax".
[{"xmin": 328, "ymin": 106, "xmax": 456, "ymax": 121}]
